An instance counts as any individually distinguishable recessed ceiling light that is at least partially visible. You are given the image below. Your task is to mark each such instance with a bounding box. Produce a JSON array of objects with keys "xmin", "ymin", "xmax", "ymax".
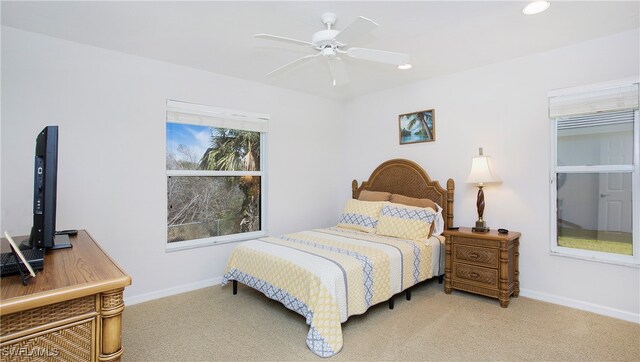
[
  {"xmin": 523, "ymin": 1, "xmax": 550, "ymax": 15},
  {"xmin": 398, "ymin": 64, "xmax": 413, "ymax": 70}
]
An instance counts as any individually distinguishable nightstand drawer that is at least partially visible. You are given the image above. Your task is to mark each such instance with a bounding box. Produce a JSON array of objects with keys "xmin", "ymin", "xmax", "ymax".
[
  {"xmin": 453, "ymin": 263, "xmax": 498, "ymax": 288},
  {"xmin": 453, "ymin": 244, "xmax": 498, "ymax": 268}
]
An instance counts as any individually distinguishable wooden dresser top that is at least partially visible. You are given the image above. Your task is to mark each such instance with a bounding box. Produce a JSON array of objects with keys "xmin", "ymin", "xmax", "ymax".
[
  {"xmin": 444, "ymin": 227, "xmax": 521, "ymax": 241},
  {"xmin": 0, "ymin": 230, "xmax": 131, "ymax": 315}
]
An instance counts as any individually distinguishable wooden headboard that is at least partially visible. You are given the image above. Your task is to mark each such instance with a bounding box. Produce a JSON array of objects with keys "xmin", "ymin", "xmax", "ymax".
[{"xmin": 351, "ymin": 159, "xmax": 455, "ymax": 230}]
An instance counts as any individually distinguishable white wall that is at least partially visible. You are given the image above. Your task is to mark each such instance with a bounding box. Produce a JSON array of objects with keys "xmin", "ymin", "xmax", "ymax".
[
  {"xmin": 2, "ymin": 25, "xmax": 639, "ymax": 323},
  {"xmin": 343, "ymin": 29, "xmax": 640, "ymax": 322},
  {"xmin": 0, "ymin": 27, "xmax": 345, "ymax": 301}
]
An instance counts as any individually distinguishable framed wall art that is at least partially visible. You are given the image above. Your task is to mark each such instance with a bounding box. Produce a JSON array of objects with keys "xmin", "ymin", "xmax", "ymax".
[{"xmin": 399, "ymin": 109, "xmax": 435, "ymax": 145}]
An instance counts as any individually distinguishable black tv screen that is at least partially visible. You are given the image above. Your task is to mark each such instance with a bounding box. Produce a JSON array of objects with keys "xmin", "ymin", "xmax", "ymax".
[{"xmin": 28, "ymin": 126, "xmax": 71, "ymax": 250}]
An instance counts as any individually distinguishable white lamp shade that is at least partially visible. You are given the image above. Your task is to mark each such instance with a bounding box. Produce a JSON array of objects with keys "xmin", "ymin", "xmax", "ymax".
[{"xmin": 466, "ymin": 155, "xmax": 501, "ymax": 185}]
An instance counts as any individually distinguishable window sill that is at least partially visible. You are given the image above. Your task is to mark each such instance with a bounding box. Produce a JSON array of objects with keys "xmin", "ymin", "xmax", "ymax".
[
  {"xmin": 549, "ymin": 249, "xmax": 640, "ymax": 269},
  {"xmin": 165, "ymin": 231, "xmax": 266, "ymax": 252}
]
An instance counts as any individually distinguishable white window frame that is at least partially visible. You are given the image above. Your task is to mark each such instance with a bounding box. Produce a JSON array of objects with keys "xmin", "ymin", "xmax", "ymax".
[
  {"xmin": 165, "ymin": 100, "xmax": 269, "ymax": 252},
  {"xmin": 548, "ymin": 79, "xmax": 639, "ymax": 267}
]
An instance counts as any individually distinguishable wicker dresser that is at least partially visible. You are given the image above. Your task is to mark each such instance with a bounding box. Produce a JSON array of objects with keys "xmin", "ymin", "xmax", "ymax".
[
  {"xmin": 0, "ymin": 231, "xmax": 131, "ymax": 361},
  {"xmin": 444, "ymin": 227, "xmax": 520, "ymax": 308}
]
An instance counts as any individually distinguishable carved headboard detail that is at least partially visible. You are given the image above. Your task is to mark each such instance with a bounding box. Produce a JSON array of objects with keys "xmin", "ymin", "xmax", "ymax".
[{"xmin": 352, "ymin": 159, "xmax": 455, "ymax": 230}]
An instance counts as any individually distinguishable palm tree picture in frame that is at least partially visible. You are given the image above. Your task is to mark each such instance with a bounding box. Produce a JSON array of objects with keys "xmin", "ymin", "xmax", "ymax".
[{"xmin": 399, "ymin": 109, "xmax": 435, "ymax": 144}]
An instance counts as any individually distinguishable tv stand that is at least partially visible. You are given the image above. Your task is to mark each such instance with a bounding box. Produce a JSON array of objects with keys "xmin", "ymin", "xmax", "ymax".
[
  {"xmin": 18, "ymin": 234, "xmax": 72, "ymax": 250},
  {"xmin": 49, "ymin": 234, "xmax": 72, "ymax": 250},
  {"xmin": 1, "ymin": 230, "xmax": 131, "ymax": 361}
]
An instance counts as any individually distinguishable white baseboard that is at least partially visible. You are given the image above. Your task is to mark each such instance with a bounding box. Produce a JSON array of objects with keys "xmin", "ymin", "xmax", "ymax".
[
  {"xmin": 124, "ymin": 277, "xmax": 223, "ymax": 306},
  {"xmin": 123, "ymin": 279, "xmax": 639, "ymax": 325},
  {"xmin": 520, "ymin": 288, "xmax": 640, "ymax": 324}
]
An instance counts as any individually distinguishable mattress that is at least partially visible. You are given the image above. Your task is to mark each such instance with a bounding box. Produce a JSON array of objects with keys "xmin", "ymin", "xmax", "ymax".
[{"xmin": 222, "ymin": 227, "xmax": 444, "ymax": 357}]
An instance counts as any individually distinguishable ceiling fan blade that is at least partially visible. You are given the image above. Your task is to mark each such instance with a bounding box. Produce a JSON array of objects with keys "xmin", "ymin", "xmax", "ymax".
[
  {"xmin": 334, "ymin": 16, "xmax": 378, "ymax": 46},
  {"xmin": 346, "ymin": 47, "xmax": 410, "ymax": 65},
  {"xmin": 254, "ymin": 34, "xmax": 315, "ymax": 47},
  {"xmin": 327, "ymin": 57, "xmax": 349, "ymax": 86},
  {"xmin": 265, "ymin": 53, "xmax": 320, "ymax": 77}
]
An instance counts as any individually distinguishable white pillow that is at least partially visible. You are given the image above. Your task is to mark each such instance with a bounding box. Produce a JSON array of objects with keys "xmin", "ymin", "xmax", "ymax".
[{"xmin": 433, "ymin": 204, "xmax": 444, "ymax": 236}]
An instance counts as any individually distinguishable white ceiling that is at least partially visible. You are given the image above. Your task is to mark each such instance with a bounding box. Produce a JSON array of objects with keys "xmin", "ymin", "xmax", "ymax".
[{"xmin": 2, "ymin": 1, "xmax": 639, "ymax": 100}]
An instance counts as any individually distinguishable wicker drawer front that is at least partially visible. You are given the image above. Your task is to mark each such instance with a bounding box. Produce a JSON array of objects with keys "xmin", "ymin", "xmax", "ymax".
[
  {"xmin": 1, "ymin": 319, "xmax": 94, "ymax": 362},
  {"xmin": 1, "ymin": 296, "xmax": 95, "ymax": 338},
  {"xmin": 453, "ymin": 263, "xmax": 498, "ymax": 288},
  {"xmin": 453, "ymin": 245, "xmax": 498, "ymax": 268}
]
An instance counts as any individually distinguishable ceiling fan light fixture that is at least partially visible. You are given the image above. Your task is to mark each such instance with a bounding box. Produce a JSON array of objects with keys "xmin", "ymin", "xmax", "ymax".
[
  {"xmin": 397, "ymin": 63, "xmax": 412, "ymax": 70},
  {"xmin": 256, "ymin": 12, "xmax": 411, "ymax": 85},
  {"xmin": 523, "ymin": 1, "xmax": 550, "ymax": 15}
]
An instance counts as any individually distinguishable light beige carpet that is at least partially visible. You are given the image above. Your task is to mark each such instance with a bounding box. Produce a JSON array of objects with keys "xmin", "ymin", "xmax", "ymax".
[{"xmin": 122, "ymin": 279, "xmax": 639, "ymax": 361}]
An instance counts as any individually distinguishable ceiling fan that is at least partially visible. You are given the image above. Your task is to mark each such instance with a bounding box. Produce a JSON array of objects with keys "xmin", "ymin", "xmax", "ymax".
[{"xmin": 255, "ymin": 12, "xmax": 411, "ymax": 86}]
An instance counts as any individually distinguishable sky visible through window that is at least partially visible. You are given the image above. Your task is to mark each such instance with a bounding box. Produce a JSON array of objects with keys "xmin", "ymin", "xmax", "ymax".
[{"xmin": 166, "ymin": 123, "xmax": 211, "ymax": 162}]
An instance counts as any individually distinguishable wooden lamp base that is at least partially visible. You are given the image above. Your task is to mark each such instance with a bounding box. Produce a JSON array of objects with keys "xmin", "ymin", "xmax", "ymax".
[
  {"xmin": 473, "ymin": 185, "xmax": 490, "ymax": 232},
  {"xmin": 472, "ymin": 220, "xmax": 490, "ymax": 232}
]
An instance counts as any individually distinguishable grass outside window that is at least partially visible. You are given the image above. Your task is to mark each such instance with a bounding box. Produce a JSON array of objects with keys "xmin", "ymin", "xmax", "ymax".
[{"xmin": 558, "ymin": 227, "xmax": 632, "ymax": 255}]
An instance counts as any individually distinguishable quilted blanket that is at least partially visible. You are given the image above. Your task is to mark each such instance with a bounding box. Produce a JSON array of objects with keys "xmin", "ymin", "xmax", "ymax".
[{"xmin": 221, "ymin": 227, "xmax": 436, "ymax": 357}]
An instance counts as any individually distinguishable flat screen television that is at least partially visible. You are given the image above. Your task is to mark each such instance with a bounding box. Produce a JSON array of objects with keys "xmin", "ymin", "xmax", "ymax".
[{"xmin": 23, "ymin": 126, "xmax": 71, "ymax": 250}]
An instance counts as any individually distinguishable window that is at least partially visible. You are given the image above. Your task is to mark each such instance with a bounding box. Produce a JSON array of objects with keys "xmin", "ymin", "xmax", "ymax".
[
  {"xmin": 549, "ymin": 80, "xmax": 639, "ymax": 265},
  {"xmin": 165, "ymin": 100, "xmax": 268, "ymax": 251}
]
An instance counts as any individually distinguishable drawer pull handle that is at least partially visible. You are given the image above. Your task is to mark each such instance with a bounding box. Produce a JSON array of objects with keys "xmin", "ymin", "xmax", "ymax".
[
  {"xmin": 469, "ymin": 272, "xmax": 480, "ymax": 278},
  {"xmin": 468, "ymin": 253, "xmax": 479, "ymax": 259}
]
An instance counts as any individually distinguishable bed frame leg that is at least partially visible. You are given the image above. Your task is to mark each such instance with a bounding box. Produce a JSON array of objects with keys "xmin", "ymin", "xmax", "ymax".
[
  {"xmin": 233, "ymin": 280, "xmax": 237, "ymax": 295},
  {"xmin": 438, "ymin": 275, "xmax": 444, "ymax": 284},
  {"xmin": 389, "ymin": 296, "xmax": 395, "ymax": 309},
  {"xmin": 406, "ymin": 290, "xmax": 412, "ymax": 301}
]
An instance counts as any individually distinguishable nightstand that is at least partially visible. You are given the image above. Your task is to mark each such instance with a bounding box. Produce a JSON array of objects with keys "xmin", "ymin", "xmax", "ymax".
[{"xmin": 444, "ymin": 227, "xmax": 521, "ymax": 308}]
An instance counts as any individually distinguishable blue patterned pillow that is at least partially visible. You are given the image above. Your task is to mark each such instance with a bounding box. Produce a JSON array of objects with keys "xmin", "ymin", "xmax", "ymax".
[
  {"xmin": 376, "ymin": 204, "xmax": 437, "ymax": 240},
  {"xmin": 337, "ymin": 199, "xmax": 386, "ymax": 233}
]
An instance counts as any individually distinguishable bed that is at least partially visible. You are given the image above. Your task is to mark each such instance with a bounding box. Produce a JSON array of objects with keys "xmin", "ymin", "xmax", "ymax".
[{"xmin": 222, "ymin": 159, "xmax": 455, "ymax": 357}]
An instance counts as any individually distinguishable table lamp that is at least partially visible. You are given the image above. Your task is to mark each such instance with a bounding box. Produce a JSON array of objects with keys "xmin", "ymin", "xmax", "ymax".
[{"xmin": 466, "ymin": 147, "xmax": 501, "ymax": 232}]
